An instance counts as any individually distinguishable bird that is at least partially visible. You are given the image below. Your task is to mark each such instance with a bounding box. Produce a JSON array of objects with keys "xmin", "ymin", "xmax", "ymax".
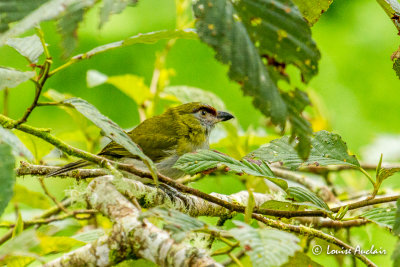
[{"xmin": 47, "ymin": 102, "xmax": 234, "ymax": 179}]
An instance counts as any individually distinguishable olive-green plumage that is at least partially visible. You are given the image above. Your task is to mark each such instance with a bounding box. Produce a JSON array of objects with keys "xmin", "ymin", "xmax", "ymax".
[{"xmin": 48, "ymin": 102, "xmax": 234, "ymax": 179}]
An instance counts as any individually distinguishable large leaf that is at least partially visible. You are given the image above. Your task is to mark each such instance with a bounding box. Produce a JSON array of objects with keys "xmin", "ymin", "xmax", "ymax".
[
  {"xmin": 0, "ymin": 0, "xmax": 48, "ymax": 33},
  {"xmin": 6, "ymin": 34, "xmax": 44, "ymax": 63},
  {"xmin": 286, "ymin": 186, "xmax": 329, "ymax": 210},
  {"xmin": 57, "ymin": 1, "xmax": 94, "ymax": 57},
  {"xmin": 230, "ymin": 221, "xmax": 300, "ymax": 267},
  {"xmin": 246, "ymin": 130, "xmax": 360, "ymax": 170},
  {"xmin": 72, "ymin": 229, "xmax": 105, "ymax": 243},
  {"xmin": 174, "ymin": 150, "xmax": 288, "ymax": 189},
  {"xmin": 99, "ymin": 0, "xmax": 137, "ymax": 28},
  {"xmin": 0, "ymin": 0, "xmax": 93, "ymax": 45},
  {"xmin": 12, "ymin": 184, "xmax": 51, "ymax": 209},
  {"xmin": 234, "ymin": 0, "xmax": 320, "ymax": 82},
  {"xmin": 292, "ymin": 0, "xmax": 333, "ymax": 26},
  {"xmin": 0, "ymin": 67, "xmax": 35, "ymax": 90},
  {"xmin": 0, "ymin": 229, "xmax": 39, "ymax": 260},
  {"xmin": 140, "ymin": 208, "xmax": 207, "ymax": 242},
  {"xmin": 0, "ymin": 126, "xmax": 33, "ymax": 160},
  {"xmin": 73, "ymin": 29, "xmax": 197, "ymax": 59},
  {"xmin": 193, "ymin": 0, "xmax": 287, "ymax": 125},
  {"xmin": 63, "ymin": 98, "xmax": 157, "ymax": 179},
  {"xmin": 107, "ymin": 75, "xmax": 152, "ymax": 105},
  {"xmin": 0, "ymin": 143, "xmax": 15, "ymax": 217},
  {"xmin": 360, "ymin": 207, "xmax": 396, "ymax": 230}
]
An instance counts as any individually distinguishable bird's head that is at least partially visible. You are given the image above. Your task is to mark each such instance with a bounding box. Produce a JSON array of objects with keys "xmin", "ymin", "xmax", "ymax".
[{"xmin": 168, "ymin": 102, "xmax": 234, "ymax": 134}]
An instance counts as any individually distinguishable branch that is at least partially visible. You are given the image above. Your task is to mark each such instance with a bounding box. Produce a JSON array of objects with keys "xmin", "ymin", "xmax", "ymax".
[
  {"xmin": 296, "ymin": 217, "xmax": 369, "ymax": 229},
  {"xmin": 252, "ymin": 213, "xmax": 376, "ymax": 267},
  {"xmin": 330, "ymin": 194, "xmax": 400, "ymax": 212},
  {"xmin": 45, "ymin": 175, "xmax": 221, "ymax": 267}
]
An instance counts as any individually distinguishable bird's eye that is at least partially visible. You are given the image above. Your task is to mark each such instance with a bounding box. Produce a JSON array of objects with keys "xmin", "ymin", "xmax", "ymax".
[{"xmin": 201, "ymin": 110, "xmax": 207, "ymax": 116}]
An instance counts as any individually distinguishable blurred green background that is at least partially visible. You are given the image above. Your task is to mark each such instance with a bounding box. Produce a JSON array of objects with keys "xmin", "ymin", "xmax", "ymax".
[{"xmin": 1, "ymin": 0, "xmax": 400, "ymax": 266}]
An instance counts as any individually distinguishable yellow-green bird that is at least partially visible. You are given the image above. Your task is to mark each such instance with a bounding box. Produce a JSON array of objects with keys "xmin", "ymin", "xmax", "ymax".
[{"xmin": 48, "ymin": 102, "xmax": 234, "ymax": 179}]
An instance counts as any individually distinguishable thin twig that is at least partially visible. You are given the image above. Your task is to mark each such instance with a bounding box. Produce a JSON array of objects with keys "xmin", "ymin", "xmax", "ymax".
[{"xmin": 38, "ymin": 177, "xmax": 71, "ymax": 214}]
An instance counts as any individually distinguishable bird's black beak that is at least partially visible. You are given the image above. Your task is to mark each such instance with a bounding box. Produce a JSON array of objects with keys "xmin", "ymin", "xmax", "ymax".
[{"xmin": 217, "ymin": 111, "xmax": 234, "ymax": 122}]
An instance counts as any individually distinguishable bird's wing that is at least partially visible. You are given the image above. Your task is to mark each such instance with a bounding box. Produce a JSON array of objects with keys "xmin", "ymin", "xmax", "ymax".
[{"xmin": 99, "ymin": 133, "xmax": 178, "ymax": 163}]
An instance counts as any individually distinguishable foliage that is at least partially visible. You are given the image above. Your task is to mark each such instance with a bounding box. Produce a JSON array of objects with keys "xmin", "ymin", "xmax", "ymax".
[{"xmin": 0, "ymin": 0, "xmax": 399, "ymax": 266}]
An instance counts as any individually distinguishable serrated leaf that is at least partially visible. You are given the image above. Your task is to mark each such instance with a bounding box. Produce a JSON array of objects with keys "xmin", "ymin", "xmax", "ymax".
[
  {"xmin": 63, "ymin": 98, "xmax": 158, "ymax": 179},
  {"xmin": 282, "ymin": 251, "xmax": 323, "ymax": 267},
  {"xmin": 377, "ymin": 168, "xmax": 400, "ymax": 183},
  {"xmin": 57, "ymin": 1, "xmax": 94, "ymax": 57},
  {"xmin": 12, "ymin": 184, "xmax": 51, "ymax": 209},
  {"xmin": 230, "ymin": 221, "xmax": 300, "ymax": 267},
  {"xmin": 0, "ymin": 0, "xmax": 93, "ymax": 45},
  {"xmin": 140, "ymin": 208, "xmax": 207, "ymax": 242},
  {"xmin": 73, "ymin": 29, "xmax": 197, "ymax": 59},
  {"xmin": 72, "ymin": 229, "xmax": 105, "ymax": 243},
  {"xmin": 247, "ymin": 130, "xmax": 360, "ymax": 170},
  {"xmin": 282, "ymin": 88, "xmax": 312, "ymax": 159},
  {"xmin": 107, "ymin": 74, "xmax": 152, "ymax": 105},
  {"xmin": 164, "ymin": 86, "xmax": 226, "ymax": 111},
  {"xmin": 99, "ymin": 0, "xmax": 137, "ymax": 28},
  {"xmin": 86, "ymin": 70, "xmax": 108, "ymax": 88},
  {"xmin": 292, "ymin": 0, "xmax": 333, "ymax": 26},
  {"xmin": 193, "ymin": 0, "xmax": 287, "ymax": 125},
  {"xmin": 0, "ymin": 143, "xmax": 15, "ymax": 217},
  {"xmin": 234, "ymin": 0, "xmax": 320, "ymax": 82},
  {"xmin": 0, "ymin": 0, "xmax": 48, "ymax": 33},
  {"xmin": 6, "ymin": 35, "xmax": 44, "ymax": 63},
  {"xmin": 393, "ymin": 199, "xmax": 400, "ymax": 235},
  {"xmin": 174, "ymin": 150, "xmax": 287, "ymax": 189},
  {"xmin": 360, "ymin": 207, "xmax": 396, "ymax": 229},
  {"xmin": 0, "ymin": 67, "xmax": 35, "ymax": 90},
  {"xmin": 286, "ymin": 186, "xmax": 329, "ymax": 210},
  {"xmin": 0, "ymin": 126, "xmax": 34, "ymax": 160}
]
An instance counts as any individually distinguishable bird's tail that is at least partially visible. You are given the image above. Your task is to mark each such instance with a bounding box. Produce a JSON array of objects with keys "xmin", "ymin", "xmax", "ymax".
[{"xmin": 47, "ymin": 160, "xmax": 91, "ymax": 177}]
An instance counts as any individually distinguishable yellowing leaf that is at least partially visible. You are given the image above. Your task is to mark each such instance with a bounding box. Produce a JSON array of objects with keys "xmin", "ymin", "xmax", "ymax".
[
  {"xmin": 38, "ymin": 235, "xmax": 85, "ymax": 255},
  {"xmin": 12, "ymin": 184, "xmax": 51, "ymax": 209},
  {"xmin": 107, "ymin": 74, "xmax": 152, "ymax": 105}
]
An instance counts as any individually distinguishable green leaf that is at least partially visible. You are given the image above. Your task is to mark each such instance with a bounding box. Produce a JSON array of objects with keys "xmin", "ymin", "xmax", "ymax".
[
  {"xmin": 140, "ymin": 208, "xmax": 207, "ymax": 242},
  {"xmin": 282, "ymin": 251, "xmax": 323, "ymax": 267},
  {"xmin": 63, "ymin": 97, "xmax": 158, "ymax": 179},
  {"xmin": 282, "ymin": 88, "xmax": 312, "ymax": 159},
  {"xmin": 72, "ymin": 229, "xmax": 105, "ymax": 243},
  {"xmin": 230, "ymin": 221, "xmax": 300, "ymax": 267},
  {"xmin": 163, "ymin": 86, "xmax": 226, "ymax": 111},
  {"xmin": 57, "ymin": 1, "xmax": 94, "ymax": 57},
  {"xmin": 193, "ymin": 0, "xmax": 287, "ymax": 125},
  {"xmin": 360, "ymin": 207, "xmax": 396, "ymax": 229},
  {"xmin": 38, "ymin": 235, "xmax": 85, "ymax": 255},
  {"xmin": 6, "ymin": 34, "xmax": 44, "ymax": 63},
  {"xmin": 0, "ymin": 0, "xmax": 94, "ymax": 45},
  {"xmin": 377, "ymin": 168, "xmax": 400, "ymax": 183},
  {"xmin": 0, "ymin": 67, "xmax": 35, "ymax": 90},
  {"xmin": 392, "ymin": 241, "xmax": 400, "ymax": 267},
  {"xmin": 393, "ymin": 199, "xmax": 400, "ymax": 235},
  {"xmin": 247, "ymin": 130, "xmax": 360, "ymax": 170},
  {"xmin": 292, "ymin": 0, "xmax": 333, "ymax": 26},
  {"xmin": 0, "ymin": 143, "xmax": 15, "ymax": 217},
  {"xmin": 12, "ymin": 184, "xmax": 51, "ymax": 209},
  {"xmin": 286, "ymin": 186, "xmax": 329, "ymax": 210},
  {"xmin": 12, "ymin": 211, "xmax": 24, "ymax": 238},
  {"xmin": 233, "ymin": 0, "xmax": 320, "ymax": 82},
  {"xmin": 107, "ymin": 74, "xmax": 152, "ymax": 105},
  {"xmin": 0, "ymin": 0, "xmax": 48, "ymax": 33},
  {"xmin": 73, "ymin": 29, "xmax": 197, "ymax": 59},
  {"xmin": 86, "ymin": 69, "xmax": 108, "ymax": 88},
  {"xmin": 0, "ymin": 126, "xmax": 33, "ymax": 160},
  {"xmin": 174, "ymin": 150, "xmax": 288, "ymax": 189},
  {"xmin": 99, "ymin": 0, "xmax": 137, "ymax": 28},
  {"xmin": 260, "ymin": 199, "xmax": 324, "ymax": 211},
  {"xmin": 0, "ymin": 229, "xmax": 39, "ymax": 257}
]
